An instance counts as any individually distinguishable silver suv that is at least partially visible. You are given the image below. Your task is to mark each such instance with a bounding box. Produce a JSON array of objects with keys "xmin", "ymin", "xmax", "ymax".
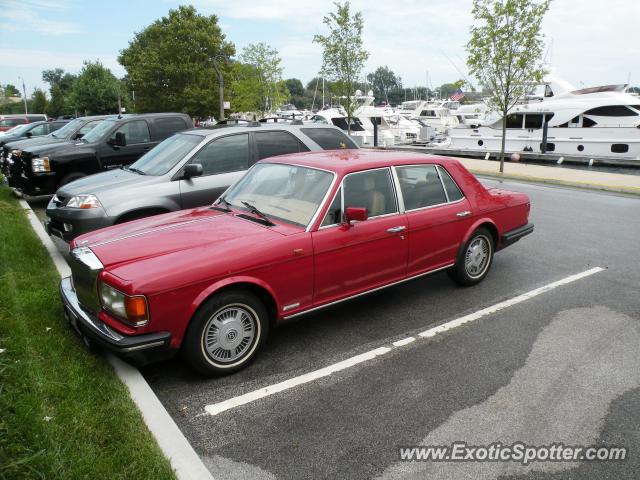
[{"xmin": 44, "ymin": 123, "xmax": 358, "ymax": 241}]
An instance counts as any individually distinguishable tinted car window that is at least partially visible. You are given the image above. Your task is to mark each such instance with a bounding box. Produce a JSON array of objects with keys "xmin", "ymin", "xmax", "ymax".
[
  {"xmin": 396, "ymin": 165, "xmax": 447, "ymax": 210},
  {"xmin": 321, "ymin": 187, "xmax": 342, "ymax": 227},
  {"xmin": 0, "ymin": 119, "xmax": 26, "ymax": 127},
  {"xmin": 255, "ymin": 131, "xmax": 310, "ymax": 160},
  {"xmin": 78, "ymin": 120, "xmax": 102, "ymax": 135},
  {"xmin": 191, "ymin": 134, "xmax": 249, "ymax": 176},
  {"xmin": 344, "ymin": 169, "xmax": 397, "ymax": 218},
  {"xmin": 129, "ymin": 133, "xmax": 201, "ymax": 175},
  {"xmin": 154, "ymin": 117, "xmax": 188, "ymax": 140},
  {"xmin": 29, "ymin": 124, "xmax": 48, "ymax": 136},
  {"xmin": 114, "ymin": 120, "xmax": 150, "ymax": 144},
  {"xmin": 438, "ymin": 166, "xmax": 464, "ymax": 202},
  {"xmin": 300, "ymin": 128, "xmax": 358, "ymax": 150}
]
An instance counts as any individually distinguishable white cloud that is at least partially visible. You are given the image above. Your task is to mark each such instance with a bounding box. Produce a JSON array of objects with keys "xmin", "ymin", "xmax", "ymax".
[{"xmin": 2, "ymin": 0, "xmax": 83, "ymax": 35}]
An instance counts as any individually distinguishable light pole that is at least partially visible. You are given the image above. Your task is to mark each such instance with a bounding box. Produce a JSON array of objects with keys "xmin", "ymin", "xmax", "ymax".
[
  {"xmin": 212, "ymin": 56, "xmax": 226, "ymax": 121},
  {"xmin": 18, "ymin": 76, "xmax": 28, "ymax": 115}
]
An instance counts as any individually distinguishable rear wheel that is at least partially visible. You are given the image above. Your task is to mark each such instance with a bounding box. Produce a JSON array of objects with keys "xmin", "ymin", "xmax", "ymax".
[
  {"xmin": 182, "ymin": 290, "xmax": 269, "ymax": 376},
  {"xmin": 447, "ymin": 227, "xmax": 494, "ymax": 286}
]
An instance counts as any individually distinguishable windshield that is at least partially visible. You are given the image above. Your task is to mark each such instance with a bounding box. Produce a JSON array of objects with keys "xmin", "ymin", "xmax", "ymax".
[
  {"xmin": 50, "ymin": 118, "xmax": 83, "ymax": 138},
  {"xmin": 81, "ymin": 119, "xmax": 116, "ymax": 143},
  {"xmin": 3, "ymin": 123, "xmax": 32, "ymax": 136},
  {"xmin": 224, "ymin": 163, "xmax": 334, "ymax": 227},
  {"xmin": 128, "ymin": 133, "xmax": 201, "ymax": 175}
]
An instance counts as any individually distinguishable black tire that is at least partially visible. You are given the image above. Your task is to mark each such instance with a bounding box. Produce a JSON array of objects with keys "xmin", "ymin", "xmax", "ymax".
[
  {"xmin": 182, "ymin": 290, "xmax": 269, "ymax": 376},
  {"xmin": 447, "ymin": 227, "xmax": 494, "ymax": 287},
  {"xmin": 59, "ymin": 172, "xmax": 87, "ymax": 186}
]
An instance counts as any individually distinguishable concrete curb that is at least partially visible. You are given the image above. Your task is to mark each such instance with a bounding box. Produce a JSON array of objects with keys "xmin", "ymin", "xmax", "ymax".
[
  {"xmin": 18, "ymin": 198, "xmax": 214, "ymax": 480},
  {"xmin": 469, "ymin": 170, "xmax": 640, "ymax": 197}
]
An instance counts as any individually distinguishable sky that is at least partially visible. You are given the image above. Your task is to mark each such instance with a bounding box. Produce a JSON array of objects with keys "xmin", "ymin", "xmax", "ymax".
[{"xmin": 1, "ymin": 0, "xmax": 639, "ymax": 98}]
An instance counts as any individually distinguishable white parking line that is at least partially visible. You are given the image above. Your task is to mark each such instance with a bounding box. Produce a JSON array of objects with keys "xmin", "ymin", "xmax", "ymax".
[{"xmin": 204, "ymin": 267, "xmax": 605, "ymax": 417}]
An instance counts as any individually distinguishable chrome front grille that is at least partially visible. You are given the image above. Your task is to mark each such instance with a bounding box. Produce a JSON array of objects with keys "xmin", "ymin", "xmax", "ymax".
[{"xmin": 69, "ymin": 247, "xmax": 103, "ymax": 313}]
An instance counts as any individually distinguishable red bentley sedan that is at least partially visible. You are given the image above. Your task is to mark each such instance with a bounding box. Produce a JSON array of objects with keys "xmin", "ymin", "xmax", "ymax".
[{"xmin": 60, "ymin": 151, "xmax": 533, "ymax": 375}]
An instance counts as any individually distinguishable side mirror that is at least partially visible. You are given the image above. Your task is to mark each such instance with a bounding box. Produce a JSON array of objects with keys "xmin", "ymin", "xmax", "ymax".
[
  {"xmin": 26, "ymin": 132, "xmax": 33, "ymax": 138},
  {"xmin": 74, "ymin": 133, "xmax": 84, "ymax": 139},
  {"xmin": 183, "ymin": 163, "xmax": 203, "ymax": 179},
  {"xmin": 114, "ymin": 132, "xmax": 126, "ymax": 147},
  {"xmin": 345, "ymin": 206, "xmax": 367, "ymax": 225}
]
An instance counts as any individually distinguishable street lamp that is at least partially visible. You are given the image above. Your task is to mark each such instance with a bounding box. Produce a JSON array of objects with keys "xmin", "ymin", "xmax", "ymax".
[
  {"xmin": 212, "ymin": 55, "xmax": 226, "ymax": 121},
  {"xmin": 18, "ymin": 76, "xmax": 28, "ymax": 115}
]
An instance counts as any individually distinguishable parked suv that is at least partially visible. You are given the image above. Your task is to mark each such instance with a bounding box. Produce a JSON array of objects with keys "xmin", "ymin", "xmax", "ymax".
[
  {"xmin": 45, "ymin": 123, "xmax": 358, "ymax": 241},
  {"xmin": 13, "ymin": 113, "xmax": 192, "ymax": 196},
  {"xmin": 0, "ymin": 119, "xmax": 69, "ymax": 149},
  {"xmin": 0, "ymin": 114, "xmax": 48, "ymax": 132},
  {"xmin": 2, "ymin": 116, "xmax": 111, "ymax": 187}
]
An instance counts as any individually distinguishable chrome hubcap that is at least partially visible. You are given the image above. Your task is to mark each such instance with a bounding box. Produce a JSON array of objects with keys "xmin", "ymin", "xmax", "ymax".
[
  {"xmin": 203, "ymin": 306, "xmax": 256, "ymax": 363},
  {"xmin": 465, "ymin": 235, "xmax": 490, "ymax": 278}
]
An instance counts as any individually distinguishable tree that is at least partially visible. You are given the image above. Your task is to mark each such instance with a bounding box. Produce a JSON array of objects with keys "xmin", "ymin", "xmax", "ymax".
[
  {"xmin": 47, "ymin": 84, "xmax": 66, "ymax": 118},
  {"xmin": 285, "ymin": 78, "xmax": 305, "ymax": 107},
  {"xmin": 31, "ymin": 89, "xmax": 48, "ymax": 114},
  {"xmin": 467, "ymin": 0, "xmax": 550, "ymax": 172},
  {"xmin": 366, "ymin": 66, "xmax": 401, "ymax": 103},
  {"xmin": 313, "ymin": 1, "xmax": 369, "ymax": 133},
  {"xmin": 239, "ymin": 43, "xmax": 288, "ymax": 114},
  {"xmin": 228, "ymin": 62, "xmax": 264, "ymax": 115},
  {"xmin": 68, "ymin": 61, "xmax": 122, "ymax": 115},
  {"xmin": 4, "ymin": 84, "xmax": 20, "ymax": 97},
  {"xmin": 118, "ymin": 5, "xmax": 235, "ymax": 118}
]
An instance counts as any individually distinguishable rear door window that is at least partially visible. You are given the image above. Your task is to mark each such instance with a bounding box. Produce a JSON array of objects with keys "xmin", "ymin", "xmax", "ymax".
[
  {"xmin": 191, "ymin": 134, "xmax": 250, "ymax": 176},
  {"xmin": 254, "ymin": 131, "xmax": 309, "ymax": 160},
  {"xmin": 154, "ymin": 117, "xmax": 189, "ymax": 140},
  {"xmin": 396, "ymin": 165, "xmax": 448, "ymax": 210},
  {"xmin": 300, "ymin": 128, "xmax": 358, "ymax": 150}
]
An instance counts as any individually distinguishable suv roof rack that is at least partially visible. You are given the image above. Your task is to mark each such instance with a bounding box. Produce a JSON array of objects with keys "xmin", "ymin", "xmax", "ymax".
[{"xmin": 246, "ymin": 121, "xmax": 262, "ymax": 127}]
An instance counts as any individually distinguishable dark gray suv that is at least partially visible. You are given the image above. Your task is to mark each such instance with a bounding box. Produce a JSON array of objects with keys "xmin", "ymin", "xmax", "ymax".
[{"xmin": 44, "ymin": 123, "xmax": 358, "ymax": 241}]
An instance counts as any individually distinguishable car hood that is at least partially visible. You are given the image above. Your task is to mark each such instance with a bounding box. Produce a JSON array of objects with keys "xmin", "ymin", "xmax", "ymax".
[
  {"xmin": 57, "ymin": 168, "xmax": 162, "ymax": 197},
  {"xmin": 22, "ymin": 139, "xmax": 82, "ymax": 157},
  {"xmin": 4, "ymin": 136, "xmax": 68, "ymax": 151},
  {"xmin": 75, "ymin": 207, "xmax": 287, "ymax": 271}
]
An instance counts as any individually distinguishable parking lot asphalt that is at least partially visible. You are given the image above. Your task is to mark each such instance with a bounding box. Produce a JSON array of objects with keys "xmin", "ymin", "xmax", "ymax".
[{"xmin": 28, "ymin": 178, "xmax": 640, "ymax": 480}]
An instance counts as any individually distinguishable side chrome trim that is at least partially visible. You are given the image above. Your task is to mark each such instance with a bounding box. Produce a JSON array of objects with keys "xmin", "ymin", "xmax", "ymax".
[
  {"xmin": 282, "ymin": 302, "xmax": 301, "ymax": 311},
  {"xmin": 283, "ymin": 263, "xmax": 454, "ymax": 320}
]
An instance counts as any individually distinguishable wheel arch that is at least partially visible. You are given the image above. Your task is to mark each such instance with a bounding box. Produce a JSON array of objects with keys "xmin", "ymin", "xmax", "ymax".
[
  {"xmin": 115, "ymin": 206, "xmax": 172, "ymax": 224},
  {"xmin": 188, "ymin": 277, "xmax": 280, "ymax": 329}
]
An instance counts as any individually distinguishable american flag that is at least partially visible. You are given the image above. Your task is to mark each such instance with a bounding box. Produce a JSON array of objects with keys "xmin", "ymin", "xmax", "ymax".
[{"xmin": 450, "ymin": 89, "xmax": 464, "ymax": 101}]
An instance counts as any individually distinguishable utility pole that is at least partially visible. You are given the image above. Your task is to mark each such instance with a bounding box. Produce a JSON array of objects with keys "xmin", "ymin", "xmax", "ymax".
[
  {"xmin": 18, "ymin": 76, "xmax": 28, "ymax": 114},
  {"xmin": 212, "ymin": 56, "xmax": 225, "ymax": 121}
]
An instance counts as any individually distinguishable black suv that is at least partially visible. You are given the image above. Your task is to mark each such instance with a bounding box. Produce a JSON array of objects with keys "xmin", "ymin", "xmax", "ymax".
[
  {"xmin": 11, "ymin": 113, "xmax": 192, "ymax": 196},
  {"xmin": 2, "ymin": 116, "xmax": 112, "ymax": 185}
]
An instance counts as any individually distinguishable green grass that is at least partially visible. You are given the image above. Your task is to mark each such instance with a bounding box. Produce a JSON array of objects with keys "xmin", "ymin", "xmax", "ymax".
[{"xmin": 0, "ymin": 187, "xmax": 176, "ymax": 480}]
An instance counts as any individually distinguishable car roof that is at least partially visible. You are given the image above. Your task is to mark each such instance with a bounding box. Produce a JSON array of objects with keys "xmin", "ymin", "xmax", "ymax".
[
  {"xmin": 261, "ymin": 150, "xmax": 460, "ymax": 175},
  {"xmin": 179, "ymin": 123, "xmax": 345, "ymax": 138}
]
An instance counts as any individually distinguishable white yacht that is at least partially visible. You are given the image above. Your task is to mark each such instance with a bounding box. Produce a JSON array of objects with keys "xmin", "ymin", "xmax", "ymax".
[
  {"xmin": 449, "ymin": 76, "xmax": 640, "ymax": 159},
  {"xmin": 397, "ymin": 99, "xmax": 459, "ymax": 133},
  {"xmin": 306, "ymin": 106, "xmax": 379, "ymax": 146},
  {"xmin": 352, "ymin": 92, "xmax": 420, "ymax": 144},
  {"xmin": 275, "ymin": 104, "xmax": 305, "ymax": 119}
]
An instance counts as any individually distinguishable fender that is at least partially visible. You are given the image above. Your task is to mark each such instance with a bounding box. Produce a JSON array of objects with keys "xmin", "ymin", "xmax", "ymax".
[
  {"xmin": 186, "ymin": 275, "xmax": 281, "ymax": 322},
  {"xmin": 455, "ymin": 216, "xmax": 500, "ymax": 262}
]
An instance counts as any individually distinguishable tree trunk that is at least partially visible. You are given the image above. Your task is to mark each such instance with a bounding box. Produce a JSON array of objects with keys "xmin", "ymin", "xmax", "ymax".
[{"xmin": 500, "ymin": 112, "xmax": 507, "ymax": 174}]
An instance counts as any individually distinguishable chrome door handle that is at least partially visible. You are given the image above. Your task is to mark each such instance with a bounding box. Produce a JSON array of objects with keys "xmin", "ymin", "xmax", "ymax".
[
  {"xmin": 456, "ymin": 211, "xmax": 471, "ymax": 217},
  {"xmin": 387, "ymin": 226, "xmax": 406, "ymax": 233}
]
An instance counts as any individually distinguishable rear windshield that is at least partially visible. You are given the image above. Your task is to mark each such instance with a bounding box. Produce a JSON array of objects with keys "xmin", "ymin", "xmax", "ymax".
[{"xmin": 300, "ymin": 128, "xmax": 358, "ymax": 150}]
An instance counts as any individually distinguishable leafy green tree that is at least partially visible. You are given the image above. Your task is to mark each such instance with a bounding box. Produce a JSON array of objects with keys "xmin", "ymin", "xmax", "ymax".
[
  {"xmin": 46, "ymin": 84, "xmax": 66, "ymax": 118},
  {"xmin": 467, "ymin": 0, "xmax": 550, "ymax": 172},
  {"xmin": 313, "ymin": 1, "xmax": 369, "ymax": 132},
  {"xmin": 118, "ymin": 5, "xmax": 234, "ymax": 118},
  {"xmin": 68, "ymin": 61, "xmax": 122, "ymax": 115},
  {"xmin": 239, "ymin": 43, "xmax": 288, "ymax": 114},
  {"xmin": 285, "ymin": 78, "xmax": 305, "ymax": 107},
  {"xmin": 31, "ymin": 89, "xmax": 48, "ymax": 114},
  {"xmin": 4, "ymin": 84, "xmax": 20, "ymax": 97},
  {"xmin": 366, "ymin": 66, "xmax": 401, "ymax": 103},
  {"xmin": 229, "ymin": 62, "xmax": 263, "ymax": 116}
]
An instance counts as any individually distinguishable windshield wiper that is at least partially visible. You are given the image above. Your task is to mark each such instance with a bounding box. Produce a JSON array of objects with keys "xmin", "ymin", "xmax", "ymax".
[
  {"xmin": 241, "ymin": 201, "xmax": 275, "ymax": 226},
  {"xmin": 213, "ymin": 195, "xmax": 232, "ymax": 212},
  {"xmin": 124, "ymin": 166, "xmax": 146, "ymax": 175}
]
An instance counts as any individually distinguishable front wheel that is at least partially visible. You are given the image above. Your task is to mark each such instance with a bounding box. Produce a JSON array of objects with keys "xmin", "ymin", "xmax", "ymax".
[
  {"xmin": 182, "ymin": 290, "xmax": 269, "ymax": 376},
  {"xmin": 447, "ymin": 227, "xmax": 494, "ymax": 286}
]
